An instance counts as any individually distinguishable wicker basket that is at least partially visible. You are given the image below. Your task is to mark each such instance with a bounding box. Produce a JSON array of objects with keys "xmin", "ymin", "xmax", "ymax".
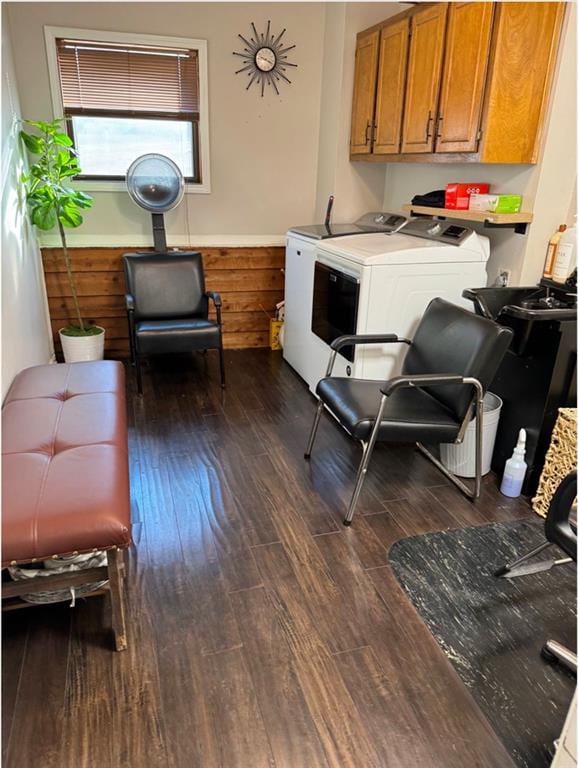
[
  {"xmin": 532, "ymin": 408, "xmax": 577, "ymax": 518},
  {"xmin": 8, "ymin": 551, "xmax": 108, "ymax": 604}
]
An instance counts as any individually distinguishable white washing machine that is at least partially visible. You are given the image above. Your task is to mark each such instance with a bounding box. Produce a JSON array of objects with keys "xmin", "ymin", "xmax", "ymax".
[
  {"xmin": 303, "ymin": 218, "xmax": 490, "ymax": 393},
  {"xmin": 283, "ymin": 212, "xmax": 408, "ymax": 387}
]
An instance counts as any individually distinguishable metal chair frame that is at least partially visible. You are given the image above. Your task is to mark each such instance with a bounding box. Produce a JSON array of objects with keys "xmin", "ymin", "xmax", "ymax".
[
  {"xmin": 495, "ymin": 473, "xmax": 577, "ymax": 675},
  {"xmin": 126, "ymin": 290, "xmax": 225, "ymax": 395},
  {"xmin": 304, "ymin": 334, "xmax": 484, "ymax": 525}
]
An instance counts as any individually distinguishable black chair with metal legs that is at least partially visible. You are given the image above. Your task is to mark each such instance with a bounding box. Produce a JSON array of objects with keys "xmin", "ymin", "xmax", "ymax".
[
  {"xmin": 123, "ymin": 251, "xmax": 225, "ymax": 395},
  {"xmin": 304, "ymin": 298, "xmax": 513, "ymax": 525},
  {"xmin": 495, "ymin": 471, "xmax": 577, "ymax": 675}
]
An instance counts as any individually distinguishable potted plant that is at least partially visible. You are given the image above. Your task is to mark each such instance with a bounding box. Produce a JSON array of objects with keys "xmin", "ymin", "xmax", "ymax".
[{"xmin": 20, "ymin": 118, "xmax": 105, "ymax": 362}]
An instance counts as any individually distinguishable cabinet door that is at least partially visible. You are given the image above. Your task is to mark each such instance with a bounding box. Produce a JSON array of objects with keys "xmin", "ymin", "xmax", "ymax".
[
  {"xmin": 350, "ymin": 29, "xmax": 380, "ymax": 155},
  {"xmin": 480, "ymin": 2, "xmax": 565, "ymax": 163},
  {"xmin": 373, "ymin": 17, "xmax": 410, "ymax": 155},
  {"xmin": 401, "ymin": 3, "xmax": 448, "ymax": 154},
  {"xmin": 435, "ymin": 3, "xmax": 494, "ymax": 153}
]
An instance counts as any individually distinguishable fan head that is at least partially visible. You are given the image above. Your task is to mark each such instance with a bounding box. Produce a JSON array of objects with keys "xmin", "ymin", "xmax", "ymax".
[{"xmin": 126, "ymin": 153, "xmax": 184, "ymax": 213}]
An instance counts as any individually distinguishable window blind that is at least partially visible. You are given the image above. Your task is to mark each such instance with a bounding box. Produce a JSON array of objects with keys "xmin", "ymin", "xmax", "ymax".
[{"xmin": 56, "ymin": 39, "xmax": 200, "ymax": 119}]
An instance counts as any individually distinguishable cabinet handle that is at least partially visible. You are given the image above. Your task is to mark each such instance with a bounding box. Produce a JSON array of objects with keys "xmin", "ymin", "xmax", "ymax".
[
  {"xmin": 425, "ymin": 111, "xmax": 434, "ymax": 142},
  {"xmin": 365, "ymin": 120, "xmax": 371, "ymax": 144},
  {"xmin": 436, "ymin": 114, "xmax": 444, "ymax": 140},
  {"xmin": 297, "ymin": 250, "xmax": 301, "ymax": 256}
]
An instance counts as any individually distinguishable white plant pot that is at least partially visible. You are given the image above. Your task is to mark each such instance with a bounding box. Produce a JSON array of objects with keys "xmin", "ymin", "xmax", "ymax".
[{"xmin": 59, "ymin": 326, "xmax": 105, "ymax": 362}]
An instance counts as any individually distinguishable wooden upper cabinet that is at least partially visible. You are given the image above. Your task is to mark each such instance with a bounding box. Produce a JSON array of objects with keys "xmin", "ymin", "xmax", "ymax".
[
  {"xmin": 435, "ymin": 3, "xmax": 494, "ymax": 153},
  {"xmin": 350, "ymin": 2, "xmax": 565, "ymax": 164},
  {"xmin": 401, "ymin": 3, "xmax": 448, "ymax": 154},
  {"xmin": 373, "ymin": 17, "xmax": 410, "ymax": 155},
  {"xmin": 480, "ymin": 2, "xmax": 565, "ymax": 163},
  {"xmin": 350, "ymin": 29, "xmax": 380, "ymax": 155}
]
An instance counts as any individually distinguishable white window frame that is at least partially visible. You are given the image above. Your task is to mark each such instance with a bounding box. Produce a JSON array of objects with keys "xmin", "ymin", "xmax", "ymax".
[{"xmin": 44, "ymin": 26, "xmax": 211, "ymax": 194}]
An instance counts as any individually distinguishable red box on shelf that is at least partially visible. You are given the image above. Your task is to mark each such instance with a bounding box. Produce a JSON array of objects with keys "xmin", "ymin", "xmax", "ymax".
[{"xmin": 445, "ymin": 183, "xmax": 490, "ymax": 210}]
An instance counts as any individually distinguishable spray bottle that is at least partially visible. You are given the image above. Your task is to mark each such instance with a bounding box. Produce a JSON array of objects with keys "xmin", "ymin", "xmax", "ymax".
[{"xmin": 500, "ymin": 429, "xmax": 527, "ymax": 498}]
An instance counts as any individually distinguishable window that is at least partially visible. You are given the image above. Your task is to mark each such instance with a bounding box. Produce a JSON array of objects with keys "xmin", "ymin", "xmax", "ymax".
[{"xmin": 45, "ymin": 28, "xmax": 210, "ymax": 192}]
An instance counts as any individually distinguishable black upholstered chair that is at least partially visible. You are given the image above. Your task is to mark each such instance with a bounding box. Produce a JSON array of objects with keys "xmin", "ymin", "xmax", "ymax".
[
  {"xmin": 123, "ymin": 251, "xmax": 225, "ymax": 394},
  {"xmin": 496, "ymin": 471, "xmax": 577, "ymax": 674},
  {"xmin": 304, "ymin": 298, "xmax": 513, "ymax": 525}
]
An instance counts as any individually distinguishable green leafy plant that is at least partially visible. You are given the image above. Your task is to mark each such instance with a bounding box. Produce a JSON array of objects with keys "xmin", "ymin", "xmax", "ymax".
[{"xmin": 20, "ymin": 118, "xmax": 98, "ymax": 336}]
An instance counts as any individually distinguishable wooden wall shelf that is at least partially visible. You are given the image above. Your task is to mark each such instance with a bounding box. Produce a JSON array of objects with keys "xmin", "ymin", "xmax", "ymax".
[{"xmin": 402, "ymin": 204, "xmax": 533, "ymax": 234}]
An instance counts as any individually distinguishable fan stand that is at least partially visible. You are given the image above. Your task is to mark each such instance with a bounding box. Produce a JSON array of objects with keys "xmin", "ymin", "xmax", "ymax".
[{"xmin": 151, "ymin": 214, "xmax": 167, "ymax": 253}]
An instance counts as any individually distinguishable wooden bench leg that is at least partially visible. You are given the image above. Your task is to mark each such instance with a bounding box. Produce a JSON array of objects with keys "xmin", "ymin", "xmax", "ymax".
[{"xmin": 108, "ymin": 548, "xmax": 127, "ymax": 651}]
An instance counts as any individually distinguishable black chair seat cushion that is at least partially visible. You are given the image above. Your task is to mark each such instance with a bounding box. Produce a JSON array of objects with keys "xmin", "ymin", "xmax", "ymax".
[
  {"xmin": 316, "ymin": 377, "xmax": 462, "ymax": 443},
  {"xmin": 136, "ymin": 318, "xmax": 220, "ymax": 355}
]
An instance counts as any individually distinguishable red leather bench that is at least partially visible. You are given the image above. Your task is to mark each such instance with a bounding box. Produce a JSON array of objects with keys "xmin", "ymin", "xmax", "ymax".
[{"xmin": 2, "ymin": 361, "xmax": 131, "ymax": 650}]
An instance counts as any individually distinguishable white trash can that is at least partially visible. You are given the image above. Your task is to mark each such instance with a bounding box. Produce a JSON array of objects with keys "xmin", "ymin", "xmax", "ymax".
[{"xmin": 440, "ymin": 392, "xmax": 503, "ymax": 478}]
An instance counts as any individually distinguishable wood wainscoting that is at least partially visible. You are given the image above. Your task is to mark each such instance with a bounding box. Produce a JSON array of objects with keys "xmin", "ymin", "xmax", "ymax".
[{"xmin": 41, "ymin": 246, "xmax": 285, "ymax": 358}]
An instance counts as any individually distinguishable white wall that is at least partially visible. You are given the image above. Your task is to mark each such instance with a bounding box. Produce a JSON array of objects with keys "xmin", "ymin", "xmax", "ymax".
[
  {"xmin": 1, "ymin": 13, "xmax": 54, "ymax": 399},
  {"xmin": 6, "ymin": 2, "xmax": 326, "ymax": 247},
  {"xmin": 314, "ymin": 2, "xmax": 401, "ymax": 223},
  {"xmin": 382, "ymin": 3, "xmax": 577, "ymax": 286}
]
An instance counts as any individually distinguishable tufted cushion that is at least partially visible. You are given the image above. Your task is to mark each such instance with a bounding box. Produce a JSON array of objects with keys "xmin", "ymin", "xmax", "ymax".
[{"xmin": 2, "ymin": 361, "xmax": 131, "ymax": 566}]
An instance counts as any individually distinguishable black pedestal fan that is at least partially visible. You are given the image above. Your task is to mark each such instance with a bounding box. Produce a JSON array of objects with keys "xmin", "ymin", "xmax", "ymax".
[{"xmin": 126, "ymin": 153, "xmax": 184, "ymax": 252}]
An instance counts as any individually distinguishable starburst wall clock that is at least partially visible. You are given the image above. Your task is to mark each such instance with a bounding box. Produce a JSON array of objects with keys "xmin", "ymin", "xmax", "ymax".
[{"xmin": 233, "ymin": 21, "xmax": 297, "ymax": 97}]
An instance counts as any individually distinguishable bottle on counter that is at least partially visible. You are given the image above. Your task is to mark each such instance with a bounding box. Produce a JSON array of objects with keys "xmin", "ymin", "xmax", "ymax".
[
  {"xmin": 500, "ymin": 428, "xmax": 527, "ymax": 498},
  {"xmin": 543, "ymin": 224, "xmax": 567, "ymax": 279},
  {"xmin": 552, "ymin": 217, "xmax": 577, "ymax": 283}
]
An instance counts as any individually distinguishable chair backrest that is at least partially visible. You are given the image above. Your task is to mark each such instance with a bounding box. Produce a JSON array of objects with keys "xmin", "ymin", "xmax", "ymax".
[
  {"xmin": 402, "ymin": 298, "xmax": 513, "ymax": 421},
  {"xmin": 545, "ymin": 471, "xmax": 577, "ymax": 560},
  {"xmin": 123, "ymin": 252, "xmax": 208, "ymax": 320}
]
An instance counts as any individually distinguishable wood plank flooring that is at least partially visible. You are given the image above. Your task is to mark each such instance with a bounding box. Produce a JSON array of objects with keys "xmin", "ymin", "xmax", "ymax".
[{"xmin": 2, "ymin": 349, "xmax": 530, "ymax": 768}]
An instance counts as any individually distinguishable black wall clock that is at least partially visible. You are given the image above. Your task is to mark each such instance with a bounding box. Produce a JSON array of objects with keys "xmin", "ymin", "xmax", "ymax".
[{"xmin": 233, "ymin": 21, "xmax": 297, "ymax": 97}]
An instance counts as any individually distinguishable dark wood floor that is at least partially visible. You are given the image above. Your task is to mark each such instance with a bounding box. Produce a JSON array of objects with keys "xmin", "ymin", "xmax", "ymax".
[{"xmin": 3, "ymin": 349, "xmax": 530, "ymax": 768}]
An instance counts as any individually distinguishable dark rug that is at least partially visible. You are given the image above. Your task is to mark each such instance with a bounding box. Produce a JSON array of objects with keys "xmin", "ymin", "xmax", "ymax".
[{"xmin": 389, "ymin": 518, "xmax": 577, "ymax": 768}]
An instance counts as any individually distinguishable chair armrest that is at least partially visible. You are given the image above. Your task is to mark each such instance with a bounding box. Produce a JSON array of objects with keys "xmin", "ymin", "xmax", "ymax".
[
  {"xmin": 205, "ymin": 291, "xmax": 222, "ymax": 308},
  {"xmin": 325, "ymin": 334, "xmax": 411, "ymax": 377},
  {"xmin": 331, "ymin": 334, "xmax": 410, "ymax": 352},
  {"xmin": 381, "ymin": 374, "xmax": 466, "ymax": 397},
  {"xmin": 125, "ymin": 293, "xmax": 135, "ymax": 312},
  {"xmin": 205, "ymin": 291, "xmax": 223, "ymax": 327}
]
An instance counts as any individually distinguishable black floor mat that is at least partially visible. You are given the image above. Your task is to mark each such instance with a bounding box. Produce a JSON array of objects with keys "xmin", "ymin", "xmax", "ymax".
[{"xmin": 389, "ymin": 518, "xmax": 576, "ymax": 768}]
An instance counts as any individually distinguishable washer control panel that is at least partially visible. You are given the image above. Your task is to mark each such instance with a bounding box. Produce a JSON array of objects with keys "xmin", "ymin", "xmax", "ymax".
[
  {"xmin": 356, "ymin": 212, "xmax": 408, "ymax": 233},
  {"xmin": 402, "ymin": 217, "xmax": 473, "ymax": 244}
]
